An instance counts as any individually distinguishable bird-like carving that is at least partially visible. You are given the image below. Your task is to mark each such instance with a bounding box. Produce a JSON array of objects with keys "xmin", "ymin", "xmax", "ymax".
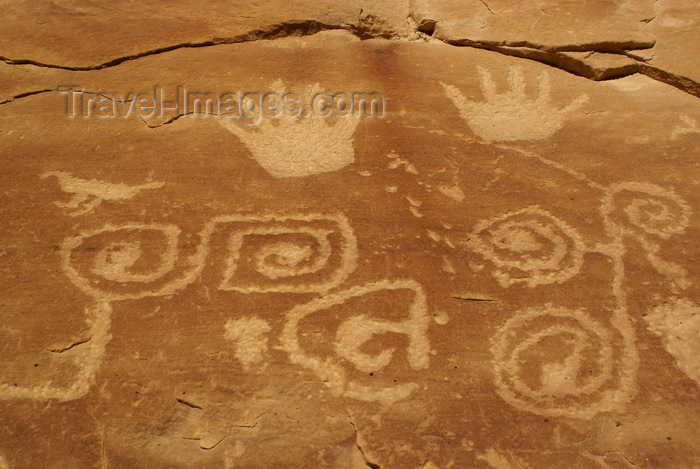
[{"xmin": 41, "ymin": 171, "xmax": 165, "ymax": 216}]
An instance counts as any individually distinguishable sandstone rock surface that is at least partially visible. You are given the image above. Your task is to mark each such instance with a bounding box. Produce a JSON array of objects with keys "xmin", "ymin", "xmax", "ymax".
[{"xmin": 0, "ymin": 2, "xmax": 698, "ymax": 468}]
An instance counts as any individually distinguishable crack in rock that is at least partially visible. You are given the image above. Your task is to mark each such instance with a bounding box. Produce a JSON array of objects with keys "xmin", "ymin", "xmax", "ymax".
[
  {"xmin": 451, "ymin": 295, "xmax": 497, "ymax": 302},
  {"xmin": 47, "ymin": 336, "xmax": 92, "ymax": 353},
  {"xmin": 0, "ymin": 18, "xmax": 697, "ymax": 104},
  {"xmin": 0, "ymin": 88, "xmax": 53, "ymax": 105},
  {"xmin": 479, "ymin": 0, "xmax": 496, "ymax": 16},
  {"xmin": 442, "ymin": 37, "xmax": 698, "ymax": 97},
  {"xmin": 182, "ymin": 430, "xmax": 231, "ymax": 451},
  {"xmin": 0, "ymin": 20, "xmax": 392, "ymax": 72},
  {"xmin": 175, "ymin": 398, "xmax": 203, "ymax": 410},
  {"xmin": 347, "ymin": 409, "xmax": 381, "ymax": 469}
]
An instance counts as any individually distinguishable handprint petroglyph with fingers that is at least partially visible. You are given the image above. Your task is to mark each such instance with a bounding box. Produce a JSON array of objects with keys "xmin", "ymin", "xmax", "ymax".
[
  {"xmin": 442, "ymin": 66, "xmax": 589, "ymax": 142},
  {"xmin": 218, "ymin": 80, "xmax": 359, "ymax": 178}
]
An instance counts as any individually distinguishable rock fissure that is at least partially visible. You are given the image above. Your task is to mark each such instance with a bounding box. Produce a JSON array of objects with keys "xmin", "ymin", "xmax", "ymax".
[
  {"xmin": 347, "ymin": 410, "xmax": 381, "ymax": 469},
  {"xmin": 47, "ymin": 337, "xmax": 92, "ymax": 354},
  {"xmin": 175, "ymin": 398, "xmax": 202, "ymax": 410},
  {"xmin": 0, "ymin": 18, "xmax": 697, "ymax": 102},
  {"xmin": 0, "ymin": 88, "xmax": 53, "ymax": 106}
]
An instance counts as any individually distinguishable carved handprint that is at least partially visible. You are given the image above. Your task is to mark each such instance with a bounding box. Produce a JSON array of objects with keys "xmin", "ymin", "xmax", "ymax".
[
  {"xmin": 442, "ymin": 66, "xmax": 589, "ymax": 142},
  {"xmin": 218, "ymin": 81, "xmax": 359, "ymax": 178}
]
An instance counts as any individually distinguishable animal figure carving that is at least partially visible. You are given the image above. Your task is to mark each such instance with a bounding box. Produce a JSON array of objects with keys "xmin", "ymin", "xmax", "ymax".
[{"xmin": 41, "ymin": 171, "xmax": 165, "ymax": 216}]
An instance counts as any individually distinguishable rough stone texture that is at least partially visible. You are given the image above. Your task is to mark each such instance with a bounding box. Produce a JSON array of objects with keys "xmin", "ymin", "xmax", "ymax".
[
  {"xmin": 0, "ymin": 1, "xmax": 410, "ymax": 67},
  {"xmin": 412, "ymin": 0, "xmax": 657, "ymax": 46},
  {"xmin": 410, "ymin": 0, "xmax": 699, "ymax": 96},
  {"xmin": 0, "ymin": 2, "xmax": 698, "ymax": 469},
  {"xmin": 639, "ymin": 0, "xmax": 700, "ymax": 85}
]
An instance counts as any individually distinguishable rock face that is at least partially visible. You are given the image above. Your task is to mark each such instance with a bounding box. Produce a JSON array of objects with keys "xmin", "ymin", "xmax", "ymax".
[{"xmin": 0, "ymin": 2, "xmax": 698, "ymax": 468}]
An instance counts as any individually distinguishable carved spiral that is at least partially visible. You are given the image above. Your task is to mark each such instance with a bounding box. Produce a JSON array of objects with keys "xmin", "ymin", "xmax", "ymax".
[
  {"xmin": 61, "ymin": 223, "xmax": 181, "ymax": 300},
  {"xmin": 601, "ymin": 182, "xmax": 691, "ymax": 239},
  {"xmin": 467, "ymin": 207, "xmax": 584, "ymax": 288},
  {"xmin": 491, "ymin": 305, "xmax": 630, "ymax": 419}
]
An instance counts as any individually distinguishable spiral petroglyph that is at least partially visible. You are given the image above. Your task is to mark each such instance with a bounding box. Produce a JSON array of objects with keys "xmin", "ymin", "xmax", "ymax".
[
  {"xmin": 279, "ymin": 279, "xmax": 432, "ymax": 405},
  {"xmin": 491, "ymin": 305, "xmax": 635, "ymax": 419},
  {"xmin": 600, "ymin": 182, "xmax": 693, "ymax": 288},
  {"xmin": 60, "ymin": 214, "xmax": 357, "ymax": 301},
  {"xmin": 465, "ymin": 207, "xmax": 585, "ymax": 288},
  {"xmin": 3, "ymin": 7, "xmax": 700, "ymax": 465},
  {"xmin": 219, "ymin": 214, "xmax": 356, "ymax": 294},
  {"xmin": 61, "ymin": 223, "xmax": 183, "ymax": 301},
  {"xmin": 6, "ymin": 212, "xmax": 357, "ymax": 402},
  {"xmin": 601, "ymin": 182, "xmax": 692, "ymax": 240}
]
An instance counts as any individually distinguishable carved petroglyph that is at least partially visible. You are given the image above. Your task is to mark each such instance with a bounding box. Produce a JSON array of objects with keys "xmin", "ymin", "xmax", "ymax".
[
  {"xmin": 62, "ymin": 213, "xmax": 357, "ymax": 301},
  {"xmin": 2, "ymin": 211, "xmax": 357, "ymax": 401},
  {"xmin": 472, "ymin": 186, "xmax": 652, "ymax": 419},
  {"xmin": 61, "ymin": 223, "xmax": 185, "ymax": 301},
  {"xmin": 41, "ymin": 171, "xmax": 164, "ymax": 216},
  {"xmin": 219, "ymin": 114, "xmax": 358, "ymax": 177},
  {"xmin": 279, "ymin": 280, "xmax": 432, "ymax": 405},
  {"xmin": 219, "ymin": 215, "xmax": 356, "ymax": 293},
  {"xmin": 218, "ymin": 81, "xmax": 358, "ymax": 178},
  {"xmin": 483, "ymin": 145, "xmax": 693, "ymax": 290},
  {"xmin": 441, "ymin": 66, "xmax": 588, "ymax": 142},
  {"xmin": 218, "ymin": 214, "xmax": 357, "ymax": 294},
  {"xmin": 88, "ymin": 224, "xmax": 180, "ymax": 284},
  {"xmin": 644, "ymin": 298, "xmax": 700, "ymax": 385},
  {"xmin": 334, "ymin": 311, "xmax": 428, "ymax": 374},
  {"xmin": 224, "ymin": 317, "xmax": 272, "ymax": 371},
  {"xmin": 601, "ymin": 182, "xmax": 692, "ymax": 289},
  {"xmin": 491, "ymin": 304, "xmax": 635, "ymax": 419},
  {"xmin": 465, "ymin": 206, "xmax": 585, "ymax": 288},
  {"xmin": 386, "ymin": 151, "xmax": 418, "ymax": 174},
  {"xmin": 601, "ymin": 182, "xmax": 692, "ymax": 240}
]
